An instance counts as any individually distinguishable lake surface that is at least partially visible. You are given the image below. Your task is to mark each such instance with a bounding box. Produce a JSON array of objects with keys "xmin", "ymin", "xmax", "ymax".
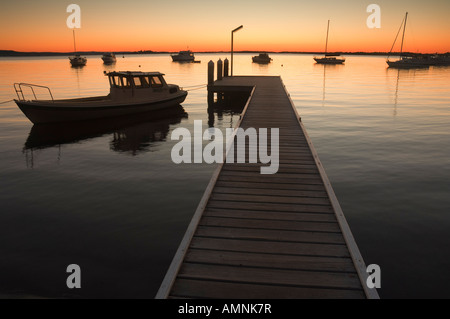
[{"xmin": 0, "ymin": 53, "xmax": 449, "ymax": 298}]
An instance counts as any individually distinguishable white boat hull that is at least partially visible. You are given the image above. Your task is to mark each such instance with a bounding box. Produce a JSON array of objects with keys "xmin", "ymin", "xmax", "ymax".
[{"xmin": 15, "ymin": 91, "xmax": 187, "ymax": 124}]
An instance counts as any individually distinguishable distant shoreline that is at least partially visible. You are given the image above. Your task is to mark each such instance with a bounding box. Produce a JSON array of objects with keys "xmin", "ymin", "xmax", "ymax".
[{"xmin": 1, "ymin": 50, "xmax": 448, "ymax": 57}]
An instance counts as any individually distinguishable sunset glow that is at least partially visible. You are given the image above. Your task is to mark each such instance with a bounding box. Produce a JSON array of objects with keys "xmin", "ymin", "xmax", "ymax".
[{"xmin": 1, "ymin": 0, "xmax": 449, "ymax": 53}]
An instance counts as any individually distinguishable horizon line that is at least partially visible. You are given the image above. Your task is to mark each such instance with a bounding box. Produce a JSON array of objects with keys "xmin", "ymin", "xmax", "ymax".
[{"xmin": 1, "ymin": 49, "xmax": 449, "ymax": 56}]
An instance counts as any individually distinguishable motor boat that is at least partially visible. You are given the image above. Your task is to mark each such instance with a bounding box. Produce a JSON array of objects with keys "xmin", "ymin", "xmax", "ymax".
[
  {"xmin": 102, "ymin": 52, "xmax": 117, "ymax": 64},
  {"xmin": 171, "ymin": 50, "xmax": 195, "ymax": 62},
  {"xmin": 252, "ymin": 53, "xmax": 272, "ymax": 64},
  {"xmin": 14, "ymin": 71, "xmax": 188, "ymax": 124}
]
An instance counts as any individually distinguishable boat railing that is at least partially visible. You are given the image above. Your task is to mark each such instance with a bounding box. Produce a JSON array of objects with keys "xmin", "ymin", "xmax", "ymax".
[{"xmin": 14, "ymin": 83, "xmax": 54, "ymax": 102}]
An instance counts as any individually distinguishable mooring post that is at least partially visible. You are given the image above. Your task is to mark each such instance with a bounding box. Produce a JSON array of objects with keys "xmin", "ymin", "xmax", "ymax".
[
  {"xmin": 207, "ymin": 91, "xmax": 215, "ymax": 127},
  {"xmin": 208, "ymin": 60, "xmax": 214, "ymax": 86},
  {"xmin": 217, "ymin": 59, "xmax": 223, "ymax": 81},
  {"xmin": 224, "ymin": 58, "xmax": 229, "ymax": 77}
]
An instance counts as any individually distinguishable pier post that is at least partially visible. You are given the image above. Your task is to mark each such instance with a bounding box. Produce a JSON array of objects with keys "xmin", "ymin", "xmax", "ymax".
[
  {"xmin": 217, "ymin": 59, "xmax": 223, "ymax": 81},
  {"xmin": 207, "ymin": 60, "xmax": 214, "ymax": 86},
  {"xmin": 207, "ymin": 91, "xmax": 215, "ymax": 127},
  {"xmin": 224, "ymin": 58, "xmax": 229, "ymax": 77}
]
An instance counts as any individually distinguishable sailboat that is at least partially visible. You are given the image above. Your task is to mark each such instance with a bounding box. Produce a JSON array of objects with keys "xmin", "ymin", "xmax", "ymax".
[
  {"xmin": 314, "ymin": 20, "xmax": 345, "ymax": 64},
  {"xmin": 69, "ymin": 29, "xmax": 87, "ymax": 67},
  {"xmin": 386, "ymin": 12, "xmax": 429, "ymax": 68}
]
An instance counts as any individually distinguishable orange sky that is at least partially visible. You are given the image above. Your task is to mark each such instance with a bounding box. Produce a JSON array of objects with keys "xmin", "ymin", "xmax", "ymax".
[{"xmin": 1, "ymin": 0, "xmax": 449, "ymax": 53}]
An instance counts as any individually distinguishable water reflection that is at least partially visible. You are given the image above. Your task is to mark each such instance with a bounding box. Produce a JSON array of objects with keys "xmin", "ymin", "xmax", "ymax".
[
  {"xmin": 71, "ymin": 66, "xmax": 84, "ymax": 95},
  {"xmin": 314, "ymin": 63, "xmax": 343, "ymax": 106},
  {"xmin": 207, "ymin": 91, "xmax": 249, "ymax": 128},
  {"xmin": 251, "ymin": 61, "xmax": 271, "ymax": 74},
  {"xmin": 393, "ymin": 69, "xmax": 400, "ymax": 116},
  {"xmin": 102, "ymin": 63, "xmax": 117, "ymax": 72},
  {"xmin": 386, "ymin": 67, "xmax": 430, "ymax": 116},
  {"xmin": 23, "ymin": 105, "xmax": 188, "ymax": 167}
]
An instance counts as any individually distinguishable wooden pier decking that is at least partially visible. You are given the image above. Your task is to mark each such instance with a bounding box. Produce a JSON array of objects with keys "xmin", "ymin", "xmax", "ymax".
[{"xmin": 156, "ymin": 76, "xmax": 379, "ymax": 299}]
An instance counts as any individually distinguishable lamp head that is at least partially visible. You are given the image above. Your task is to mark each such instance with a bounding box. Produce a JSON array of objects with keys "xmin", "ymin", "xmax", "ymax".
[{"xmin": 232, "ymin": 25, "xmax": 244, "ymax": 33}]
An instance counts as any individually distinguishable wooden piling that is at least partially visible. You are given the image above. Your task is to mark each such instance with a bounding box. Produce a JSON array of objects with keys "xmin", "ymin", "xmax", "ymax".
[
  {"xmin": 224, "ymin": 58, "xmax": 229, "ymax": 77},
  {"xmin": 217, "ymin": 59, "xmax": 223, "ymax": 81},
  {"xmin": 207, "ymin": 60, "xmax": 214, "ymax": 86}
]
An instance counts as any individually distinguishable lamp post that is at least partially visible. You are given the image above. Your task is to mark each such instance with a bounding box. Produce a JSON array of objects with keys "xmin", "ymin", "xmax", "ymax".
[{"xmin": 231, "ymin": 25, "xmax": 243, "ymax": 76}]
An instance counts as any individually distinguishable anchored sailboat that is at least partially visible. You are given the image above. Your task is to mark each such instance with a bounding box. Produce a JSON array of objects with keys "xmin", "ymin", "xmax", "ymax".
[
  {"xmin": 69, "ymin": 29, "xmax": 87, "ymax": 67},
  {"xmin": 314, "ymin": 20, "xmax": 345, "ymax": 65},
  {"xmin": 386, "ymin": 12, "xmax": 429, "ymax": 68}
]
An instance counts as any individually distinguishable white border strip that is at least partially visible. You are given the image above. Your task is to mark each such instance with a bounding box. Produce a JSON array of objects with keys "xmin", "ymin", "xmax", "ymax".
[
  {"xmin": 155, "ymin": 85, "xmax": 256, "ymax": 299},
  {"xmin": 281, "ymin": 79, "xmax": 380, "ymax": 299}
]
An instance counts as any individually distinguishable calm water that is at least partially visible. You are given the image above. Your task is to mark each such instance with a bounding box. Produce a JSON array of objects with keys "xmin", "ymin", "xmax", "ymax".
[{"xmin": 0, "ymin": 54, "xmax": 449, "ymax": 298}]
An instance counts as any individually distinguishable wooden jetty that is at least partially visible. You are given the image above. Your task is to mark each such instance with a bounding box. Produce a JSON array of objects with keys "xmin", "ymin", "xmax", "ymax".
[{"xmin": 156, "ymin": 67, "xmax": 379, "ymax": 299}]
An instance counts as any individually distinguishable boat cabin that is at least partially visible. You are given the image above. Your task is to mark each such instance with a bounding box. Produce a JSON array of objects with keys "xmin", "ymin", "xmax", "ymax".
[
  {"xmin": 177, "ymin": 51, "xmax": 194, "ymax": 57},
  {"xmin": 252, "ymin": 53, "xmax": 272, "ymax": 63},
  {"xmin": 105, "ymin": 71, "xmax": 179, "ymax": 101}
]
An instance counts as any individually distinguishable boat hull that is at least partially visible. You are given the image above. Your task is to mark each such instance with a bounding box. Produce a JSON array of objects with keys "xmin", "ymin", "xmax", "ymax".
[
  {"xmin": 252, "ymin": 58, "xmax": 272, "ymax": 64},
  {"xmin": 102, "ymin": 57, "xmax": 116, "ymax": 64},
  {"xmin": 15, "ymin": 91, "xmax": 188, "ymax": 124},
  {"xmin": 387, "ymin": 60, "xmax": 430, "ymax": 69},
  {"xmin": 171, "ymin": 56, "xmax": 195, "ymax": 62},
  {"xmin": 70, "ymin": 61, "xmax": 87, "ymax": 67},
  {"xmin": 69, "ymin": 57, "xmax": 87, "ymax": 67},
  {"xmin": 314, "ymin": 57, "xmax": 345, "ymax": 64}
]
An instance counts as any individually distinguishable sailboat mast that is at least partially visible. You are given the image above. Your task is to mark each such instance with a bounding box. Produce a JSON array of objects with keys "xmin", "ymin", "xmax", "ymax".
[
  {"xmin": 324, "ymin": 20, "xmax": 330, "ymax": 54},
  {"xmin": 73, "ymin": 29, "xmax": 77, "ymax": 54},
  {"xmin": 400, "ymin": 12, "xmax": 408, "ymax": 57}
]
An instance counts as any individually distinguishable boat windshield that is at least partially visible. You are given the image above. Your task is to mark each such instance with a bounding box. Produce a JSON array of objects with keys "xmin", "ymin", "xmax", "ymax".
[
  {"xmin": 134, "ymin": 77, "xmax": 145, "ymax": 88},
  {"xmin": 132, "ymin": 76, "xmax": 164, "ymax": 88},
  {"xmin": 110, "ymin": 75, "xmax": 164, "ymax": 89},
  {"xmin": 150, "ymin": 76, "xmax": 163, "ymax": 87},
  {"xmin": 110, "ymin": 76, "xmax": 131, "ymax": 88}
]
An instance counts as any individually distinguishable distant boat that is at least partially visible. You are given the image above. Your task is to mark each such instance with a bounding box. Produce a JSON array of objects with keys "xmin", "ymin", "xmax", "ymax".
[
  {"xmin": 314, "ymin": 20, "xmax": 345, "ymax": 65},
  {"xmin": 69, "ymin": 55, "xmax": 87, "ymax": 67},
  {"xmin": 102, "ymin": 52, "xmax": 117, "ymax": 64},
  {"xmin": 13, "ymin": 71, "xmax": 187, "ymax": 124},
  {"xmin": 428, "ymin": 54, "xmax": 450, "ymax": 66},
  {"xmin": 387, "ymin": 56, "xmax": 430, "ymax": 68},
  {"xmin": 386, "ymin": 13, "xmax": 429, "ymax": 69},
  {"xmin": 252, "ymin": 53, "xmax": 272, "ymax": 64},
  {"xmin": 69, "ymin": 30, "xmax": 87, "ymax": 67},
  {"xmin": 171, "ymin": 50, "xmax": 195, "ymax": 62}
]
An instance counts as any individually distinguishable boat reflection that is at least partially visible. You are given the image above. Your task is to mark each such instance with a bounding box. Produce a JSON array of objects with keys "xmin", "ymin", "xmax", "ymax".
[
  {"xmin": 314, "ymin": 63, "xmax": 343, "ymax": 106},
  {"xmin": 386, "ymin": 67, "xmax": 429, "ymax": 116},
  {"xmin": 23, "ymin": 105, "xmax": 188, "ymax": 166}
]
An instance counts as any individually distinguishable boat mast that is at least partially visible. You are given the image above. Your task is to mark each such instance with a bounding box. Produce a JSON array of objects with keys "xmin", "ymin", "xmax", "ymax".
[
  {"xmin": 73, "ymin": 29, "xmax": 77, "ymax": 54},
  {"xmin": 324, "ymin": 20, "xmax": 330, "ymax": 55},
  {"xmin": 399, "ymin": 12, "xmax": 408, "ymax": 57}
]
